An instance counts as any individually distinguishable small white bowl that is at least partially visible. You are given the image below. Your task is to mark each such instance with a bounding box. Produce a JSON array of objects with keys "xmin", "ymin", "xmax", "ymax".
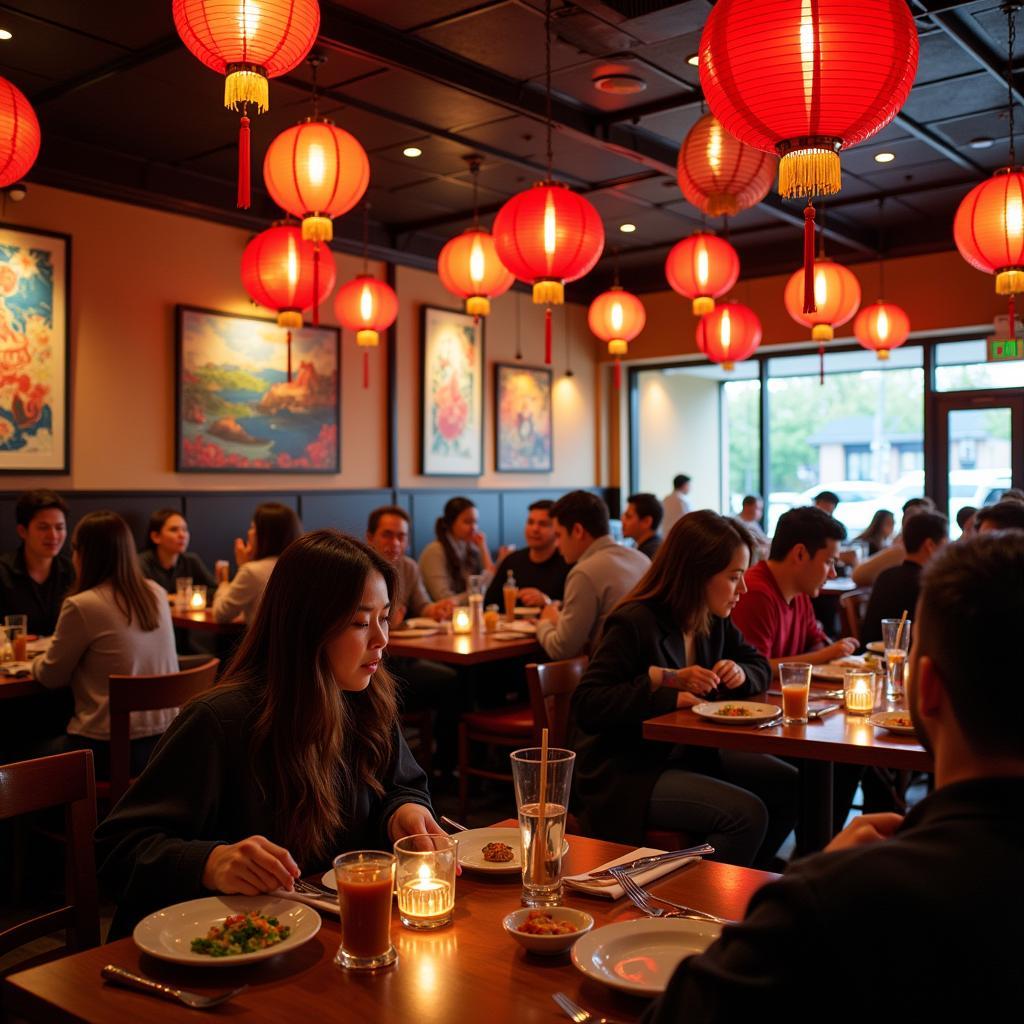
[{"xmin": 503, "ymin": 907, "xmax": 594, "ymax": 956}]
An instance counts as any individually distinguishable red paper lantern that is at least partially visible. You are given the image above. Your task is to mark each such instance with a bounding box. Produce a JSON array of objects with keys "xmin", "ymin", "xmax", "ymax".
[
  {"xmin": 854, "ymin": 300, "xmax": 910, "ymax": 361},
  {"xmin": 493, "ymin": 181, "xmax": 605, "ymax": 363},
  {"xmin": 263, "ymin": 119, "xmax": 370, "ymax": 242},
  {"xmin": 173, "ymin": 0, "xmax": 321, "ymax": 208},
  {"xmin": 437, "ymin": 228, "xmax": 514, "ymax": 318},
  {"xmin": 696, "ymin": 302, "xmax": 762, "ymax": 370},
  {"xmin": 665, "ymin": 234, "xmax": 740, "ymax": 315},
  {"xmin": 677, "ymin": 113, "xmax": 776, "ymax": 217},
  {"xmin": 588, "ymin": 286, "xmax": 646, "ymax": 389},
  {"xmin": 954, "ymin": 168, "xmax": 1024, "ymax": 298},
  {"xmin": 783, "ymin": 260, "xmax": 861, "ymax": 341},
  {"xmin": 0, "ymin": 77, "xmax": 40, "ymax": 189},
  {"xmin": 335, "ymin": 274, "xmax": 398, "ymax": 387}
]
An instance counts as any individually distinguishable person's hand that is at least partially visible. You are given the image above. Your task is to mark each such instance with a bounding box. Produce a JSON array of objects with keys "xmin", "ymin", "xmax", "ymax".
[
  {"xmin": 234, "ymin": 536, "xmax": 254, "ymax": 567},
  {"xmin": 712, "ymin": 660, "xmax": 745, "ymax": 689},
  {"xmin": 539, "ymin": 601, "xmax": 560, "ymax": 625},
  {"xmin": 497, "ymin": 544, "xmax": 516, "ymax": 562},
  {"xmin": 518, "ymin": 587, "xmax": 549, "ymax": 607},
  {"xmin": 675, "ymin": 691, "xmax": 703, "ymax": 709},
  {"xmin": 651, "ymin": 665, "xmax": 720, "ymax": 696},
  {"xmin": 202, "ymin": 835, "xmax": 299, "ymax": 895},
  {"xmin": 825, "ymin": 813, "xmax": 904, "ymax": 853},
  {"xmin": 823, "ymin": 637, "xmax": 858, "ymax": 660},
  {"xmin": 387, "ymin": 803, "xmax": 447, "ymax": 844},
  {"xmin": 471, "ymin": 530, "xmax": 489, "ymax": 552},
  {"xmin": 425, "ymin": 598, "xmax": 454, "ymax": 621}
]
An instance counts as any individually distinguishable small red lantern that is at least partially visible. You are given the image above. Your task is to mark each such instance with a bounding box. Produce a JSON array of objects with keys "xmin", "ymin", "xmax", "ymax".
[
  {"xmin": 173, "ymin": 0, "xmax": 321, "ymax": 209},
  {"xmin": 335, "ymin": 275, "xmax": 398, "ymax": 388},
  {"xmin": 783, "ymin": 260, "xmax": 861, "ymax": 342},
  {"xmin": 665, "ymin": 234, "xmax": 740, "ymax": 315},
  {"xmin": 492, "ymin": 181, "xmax": 604, "ymax": 363},
  {"xmin": 0, "ymin": 77, "xmax": 40, "ymax": 189},
  {"xmin": 588, "ymin": 287, "xmax": 646, "ymax": 390},
  {"xmin": 677, "ymin": 113, "xmax": 776, "ymax": 217},
  {"xmin": 437, "ymin": 228, "xmax": 514, "ymax": 319},
  {"xmin": 954, "ymin": 169, "xmax": 1024, "ymax": 301},
  {"xmin": 696, "ymin": 302, "xmax": 762, "ymax": 370},
  {"xmin": 854, "ymin": 300, "xmax": 910, "ymax": 361}
]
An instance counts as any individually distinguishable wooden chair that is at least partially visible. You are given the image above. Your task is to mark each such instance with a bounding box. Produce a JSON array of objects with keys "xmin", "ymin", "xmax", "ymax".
[
  {"xmin": 103, "ymin": 658, "xmax": 219, "ymax": 807},
  {"xmin": 0, "ymin": 751, "xmax": 100, "ymax": 971},
  {"xmin": 840, "ymin": 588, "xmax": 872, "ymax": 641},
  {"xmin": 457, "ymin": 703, "xmax": 534, "ymax": 820},
  {"xmin": 400, "ymin": 709, "xmax": 434, "ymax": 775}
]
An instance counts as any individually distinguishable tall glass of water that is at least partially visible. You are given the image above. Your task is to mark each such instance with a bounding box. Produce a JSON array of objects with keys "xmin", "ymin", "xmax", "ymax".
[{"xmin": 881, "ymin": 617, "xmax": 912, "ymax": 704}]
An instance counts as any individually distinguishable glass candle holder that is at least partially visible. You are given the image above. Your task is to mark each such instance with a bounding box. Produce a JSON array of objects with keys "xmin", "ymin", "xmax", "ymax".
[
  {"xmin": 394, "ymin": 834, "xmax": 456, "ymax": 930},
  {"xmin": 189, "ymin": 585, "xmax": 208, "ymax": 610},
  {"xmin": 844, "ymin": 669, "xmax": 876, "ymax": 715},
  {"xmin": 452, "ymin": 606, "xmax": 472, "ymax": 634},
  {"xmin": 174, "ymin": 577, "xmax": 194, "ymax": 609},
  {"xmin": 333, "ymin": 850, "xmax": 397, "ymax": 971}
]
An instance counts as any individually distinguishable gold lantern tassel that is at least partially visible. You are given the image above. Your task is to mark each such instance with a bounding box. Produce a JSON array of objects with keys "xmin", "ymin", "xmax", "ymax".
[
  {"xmin": 693, "ymin": 296, "xmax": 715, "ymax": 316},
  {"xmin": 466, "ymin": 296, "xmax": 490, "ymax": 317},
  {"xmin": 779, "ymin": 147, "xmax": 841, "ymax": 199},
  {"xmin": 997, "ymin": 269, "xmax": 1024, "ymax": 294},
  {"xmin": 225, "ymin": 65, "xmax": 269, "ymax": 113}
]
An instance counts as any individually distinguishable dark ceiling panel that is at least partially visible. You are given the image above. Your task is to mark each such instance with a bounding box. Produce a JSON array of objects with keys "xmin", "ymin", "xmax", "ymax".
[
  {"xmin": 326, "ymin": 0, "xmax": 481, "ymax": 33},
  {"xmin": 901, "ymin": 71, "xmax": 1008, "ymax": 122},
  {"xmin": 547, "ymin": 55, "xmax": 692, "ymax": 113},
  {"xmin": 456, "ymin": 115, "xmax": 550, "ymax": 158},
  {"xmin": 842, "ymin": 137, "xmax": 954, "ymax": 175},
  {"xmin": 636, "ymin": 104, "xmax": 703, "ymax": 146},
  {"xmin": 1, "ymin": 0, "xmax": 171, "ymax": 51},
  {"xmin": 913, "ymin": 27, "xmax": 990, "ymax": 84},
  {"xmin": 629, "ymin": 30, "xmax": 703, "ymax": 83},
  {"xmin": 618, "ymin": 173, "xmax": 679, "ymax": 203}
]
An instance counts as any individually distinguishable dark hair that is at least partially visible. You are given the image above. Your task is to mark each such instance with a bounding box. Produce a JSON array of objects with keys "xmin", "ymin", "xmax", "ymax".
[
  {"xmin": 221, "ymin": 531, "xmax": 399, "ymax": 864},
  {"xmin": 367, "ymin": 505, "xmax": 410, "ymax": 536},
  {"xmin": 71, "ymin": 511, "xmax": 160, "ymax": 631},
  {"xmin": 549, "ymin": 490, "xmax": 610, "ymax": 538},
  {"xmin": 918, "ymin": 532, "xmax": 1024, "ymax": 758},
  {"xmin": 252, "ymin": 503, "xmax": 302, "ymax": 561},
  {"xmin": 528, "ymin": 499, "xmax": 554, "ymax": 513},
  {"xmin": 673, "ymin": 474, "xmax": 690, "ymax": 489},
  {"xmin": 955, "ymin": 506, "xmax": 977, "ymax": 531},
  {"xmin": 16, "ymin": 489, "xmax": 68, "ymax": 529},
  {"xmin": 854, "ymin": 509, "xmax": 895, "ymax": 551},
  {"xmin": 903, "ymin": 511, "xmax": 948, "ymax": 554},
  {"xmin": 975, "ymin": 500, "xmax": 1024, "ymax": 533},
  {"xmin": 902, "ymin": 496, "xmax": 934, "ymax": 516},
  {"xmin": 769, "ymin": 506, "xmax": 847, "ymax": 561},
  {"xmin": 1000, "ymin": 487, "xmax": 1024, "ymax": 503},
  {"xmin": 741, "ymin": 495, "xmax": 762, "ymax": 509},
  {"xmin": 814, "ymin": 490, "xmax": 840, "ymax": 507},
  {"xmin": 147, "ymin": 508, "xmax": 185, "ymax": 549},
  {"xmin": 434, "ymin": 497, "xmax": 482, "ymax": 590},
  {"xmin": 617, "ymin": 510, "xmax": 754, "ymax": 638},
  {"xmin": 627, "ymin": 493, "xmax": 664, "ymax": 531}
]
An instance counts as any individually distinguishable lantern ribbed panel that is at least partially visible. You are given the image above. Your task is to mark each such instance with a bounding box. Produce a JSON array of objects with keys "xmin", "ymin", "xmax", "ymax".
[
  {"xmin": 264, "ymin": 120, "xmax": 369, "ymax": 224},
  {"xmin": 587, "ymin": 287, "xmax": 646, "ymax": 343},
  {"xmin": 172, "ymin": 0, "xmax": 320, "ymax": 78},
  {"xmin": 854, "ymin": 300, "xmax": 909, "ymax": 355},
  {"xmin": 699, "ymin": 0, "xmax": 918, "ymax": 155},
  {"xmin": 0, "ymin": 78, "xmax": 40, "ymax": 189},
  {"xmin": 696, "ymin": 302, "xmax": 762, "ymax": 365},
  {"xmin": 437, "ymin": 229, "xmax": 515, "ymax": 306},
  {"xmin": 677, "ymin": 114, "xmax": 777, "ymax": 216},
  {"xmin": 335, "ymin": 275, "xmax": 398, "ymax": 332},
  {"xmin": 784, "ymin": 260, "xmax": 861, "ymax": 329},
  {"xmin": 954, "ymin": 170, "xmax": 1024, "ymax": 283},
  {"xmin": 492, "ymin": 182, "xmax": 605, "ymax": 285},
  {"xmin": 241, "ymin": 224, "xmax": 335, "ymax": 315},
  {"xmin": 665, "ymin": 234, "xmax": 740, "ymax": 303}
]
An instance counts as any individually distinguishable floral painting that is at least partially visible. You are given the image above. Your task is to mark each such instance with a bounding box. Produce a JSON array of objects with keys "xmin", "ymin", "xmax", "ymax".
[
  {"xmin": 421, "ymin": 306, "xmax": 483, "ymax": 476},
  {"xmin": 495, "ymin": 364, "xmax": 552, "ymax": 472},
  {"xmin": 176, "ymin": 306, "xmax": 339, "ymax": 473},
  {"xmin": 0, "ymin": 225, "xmax": 69, "ymax": 473}
]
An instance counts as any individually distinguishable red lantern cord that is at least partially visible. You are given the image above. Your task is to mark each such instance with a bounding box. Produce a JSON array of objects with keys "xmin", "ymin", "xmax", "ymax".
[
  {"xmin": 803, "ymin": 204, "xmax": 817, "ymax": 314},
  {"xmin": 545, "ymin": 308, "xmax": 552, "ymax": 365},
  {"xmin": 238, "ymin": 112, "xmax": 251, "ymax": 209},
  {"xmin": 312, "ymin": 245, "xmax": 320, "ymax": 327},
  {"xmin": 614, "ymin": 360, "xmax": 622, "ymax": 390},
  {"xmin": 363, "ymin": 350, "xmax": 369, "ymax": 389}
]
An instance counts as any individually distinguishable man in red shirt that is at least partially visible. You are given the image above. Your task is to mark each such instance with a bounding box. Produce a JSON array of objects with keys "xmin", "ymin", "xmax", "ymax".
[{"xmin": 732, "ymin": 507, "xmax": 857, "ymax": 669}]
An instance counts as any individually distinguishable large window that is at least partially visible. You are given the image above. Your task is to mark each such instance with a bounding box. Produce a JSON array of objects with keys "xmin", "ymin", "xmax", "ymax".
[
  {"xmin": 935, "ymin": 338, "xmax": 1024, "ymax": 391},
  {"xmin": 723, "ymin": 373, "xmax": 761, "ymax": 515}
]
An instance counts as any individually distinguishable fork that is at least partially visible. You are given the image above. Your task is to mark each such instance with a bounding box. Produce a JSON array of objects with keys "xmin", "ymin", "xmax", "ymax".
[
  {"xmin": 611, "ymin": 867, "xmax": 731, "ymax": 925},
  {"xmin": 552, "ymin": 991, "xmax": 625, "ymax": 1024},
  {"xmin": 101, "ymin": 965, "xmax": 246, "ymax": 1009},
  {"xmin": 293, "ymin": 877, "xmax": 334, "ymax": 898}
]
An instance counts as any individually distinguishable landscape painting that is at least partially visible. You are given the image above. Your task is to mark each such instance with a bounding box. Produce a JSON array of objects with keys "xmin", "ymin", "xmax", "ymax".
[
  {"xmin": 495, "ymin": 363, "xmax": 552, "ymax": 472},
  {"xmin": 176, "ymin": 306, "xmax": 340, "ymax": 473}
]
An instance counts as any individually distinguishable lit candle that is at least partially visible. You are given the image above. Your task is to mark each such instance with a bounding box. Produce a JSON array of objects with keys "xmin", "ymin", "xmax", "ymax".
[
  {"xmin": 844, "ymin": 670, "xmax": 875, "ymax": 715},
  {"xmin": 398, "ymin": 865, "xmax": 452, "ymax": 924},
  {"xmin": 452, "ymin": 607, "xmax": 472, "ymax": 634},
  {"xmin": 394, "ymin": 835, "xmax": 456, "ymax": 930},
  {"xmin": 189, "ymin": 586, "xmax": 208, "ymax": 610}
]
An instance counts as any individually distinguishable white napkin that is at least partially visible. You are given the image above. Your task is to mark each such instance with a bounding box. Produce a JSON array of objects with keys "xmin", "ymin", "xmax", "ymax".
[
  {"xmin": 272, "ymin": 888, "xmax": 337, "ymax": 915},
  {"xmin": 564, "ymin": 847, "xmax": 700, "ymax": 899}
]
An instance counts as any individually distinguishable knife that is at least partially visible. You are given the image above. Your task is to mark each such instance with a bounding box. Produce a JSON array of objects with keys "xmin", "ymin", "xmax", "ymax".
[
  {"xmin": 808, "ymin": 703, "xmax": 842, "ymax": 719},
  {"xmin": 584, "ymin": 843, "xmax": 715, "ymax": 879}
]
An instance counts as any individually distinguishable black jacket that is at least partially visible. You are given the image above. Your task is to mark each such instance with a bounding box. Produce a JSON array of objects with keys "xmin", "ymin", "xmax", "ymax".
[
  {"xmin": 860, "ymin": 559, "xmax": 922, "ymax": 646},
  {"xmin": 0, "ymin": 547, "xmax": 75, "ymax": 635},
  {"xmin": 569, "ymin": 600, "xmax": 770, "ymax": 845},
  {"xmin": 96, "ymin": 682, "xmax": 432, "ymax": 939}
]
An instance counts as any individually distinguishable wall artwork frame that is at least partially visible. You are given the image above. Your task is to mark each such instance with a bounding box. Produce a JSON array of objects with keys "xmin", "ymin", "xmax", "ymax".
[
  {"xmin": 420, "ymin": 305, "xmax": 484, "ymax": 476},
  {"xmin": 175, "ymin": 305, "xmax": 340, "ymax": 473},
  {"xmin": 0, "ymin": 223, "xmax": 71, "ymax": 474},
  {"xmin": 494, "ymin": 363, "xmax": 553, "ymax": 473}
]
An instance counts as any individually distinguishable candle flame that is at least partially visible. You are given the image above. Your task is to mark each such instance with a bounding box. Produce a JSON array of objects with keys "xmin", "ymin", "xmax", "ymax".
[{"xmin": 417, "ymin": 863, "xmax": 432, "ymax": 884}]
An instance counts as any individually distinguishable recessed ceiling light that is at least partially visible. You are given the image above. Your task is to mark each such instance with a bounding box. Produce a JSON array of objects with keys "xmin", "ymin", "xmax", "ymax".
[
  {"xmin": 592, "ymin": 73, "xmax": 647, "ymax": 95},
  {"xmin": 874, "ymin": 152, "xmax": 896, "ymax": 163},
  {"xmin": 686, "ymin": 53, "xmax": 699, "ymax": 66},
  {"xmin": 969, "ymin": 136, "xmax": 995, "ymax": 150},
  {"xmin": 402, "ymin": 146, "xmax": 422, "ymax": 158},
  {"xmin": 619, "ymin": 223, "xmax": 637, "ymax": 233},
  {"xmin": 0, "ymin": 29, "xmax": 12, "ymax": 41}
]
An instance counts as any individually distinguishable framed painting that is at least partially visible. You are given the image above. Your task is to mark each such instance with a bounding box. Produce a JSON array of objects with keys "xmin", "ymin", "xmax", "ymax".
[
  {"xmin": 495, "ymin": 363, "xmax": 553, "ymax": 472},
  {"xmin": 0, "ymin": 224, "xmax": 70, "ymax": 473},
  {"xmin": 420, "ymin": 305, "xmax": 484, "ymax": 476},
  {"xmin": 176, "ymin": 305, "xmax": 340, "ymax": 473}
]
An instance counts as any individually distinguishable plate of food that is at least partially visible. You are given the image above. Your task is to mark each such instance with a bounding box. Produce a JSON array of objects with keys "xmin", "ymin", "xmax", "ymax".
[
  {"xmin": 513, "ymin": 607, "xmax": 542, "ymax": 618},
  {"xmin": 404, "ymin": 617, "xmax": 440, "ymax": 629},
  {"xmin": 133, "ymin": 896, "xmax": 321, "ymax": 966},
  {"xmin": 571, "ymin": 918, "xmax": 722, "ymax": 997},
  {"xmin": 691, "ymin": 701, "xmax": 780, "ymax": 725},
  {"xmin": 502, "ymin": 620, "xmax": 537, "ymax": 634},
  {"xmin": 869, "ymin": 711, "xmax": 916, "ymax": 735},
  {"xmin": 491, "ymin": 631, "xmax": 533, "ymax": 642},
  {"xmin": 813, "ymin": 656, "xmax": 870, "ymax": 681},
  {"xmin": 865, "ymin": 641, "xmax": 885, "ymax": 654},
  {"xmin": 389, "ymin": 626, "xmax": 441, "ymax": 638},
  {"xmin": 453, "ymin": 827, "xmax": 570, "ymax": 874}
]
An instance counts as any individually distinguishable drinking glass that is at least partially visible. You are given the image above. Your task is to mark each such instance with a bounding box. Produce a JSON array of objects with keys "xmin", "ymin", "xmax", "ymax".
[
  {"xmin": 843, "ymin": 669, "xmax": 878, "ymax": 715},
  {"xmin": 174, "ymin": 577, "xmax": 193, "ymax": 610},
  {"xmin": 881, "ymin": 618, "xmax": 912, "ymax": 703},
  {"xmin": 333, "ymin": 851, "xmax": 397, "ymax": 970},
  {"xmin": 189, "ymin": 585, "xmax": 208, "ymax": 610},
  {"xmin": 510, "ymin": 747, "xmax": 575, "ymax": 907},
  {"xmin": 779, "ymin": 662, "xmax": 812, "ymax": 724},
  {"xmin": 4, "ymin": 614, "xmax": 27, "ymax": 633},
  {"xmin": 394, "ymin": 834, "xmax": 456, "ymax": 930},
  {"xmin": 4, "ymin": 615, "xmax": 27, "ymax": 661}
]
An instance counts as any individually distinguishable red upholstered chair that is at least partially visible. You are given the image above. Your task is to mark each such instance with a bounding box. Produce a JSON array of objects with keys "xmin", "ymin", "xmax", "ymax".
[
  {"xmin": 840, "ymin": 588, "xmax": 872, "ymax": 641},
  {"xmin": 401, "ymin": 709, "xmax": 434, "ymax": 774},
  {"xmin": 457, "ymin": 701, "xmax": 534, "ymax": 820}
]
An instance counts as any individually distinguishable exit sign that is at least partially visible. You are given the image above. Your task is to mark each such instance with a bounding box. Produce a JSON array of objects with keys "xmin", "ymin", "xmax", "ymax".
[{"xmin": 988, "ymin": 338, "xmax": 1024, "ymax": 362}]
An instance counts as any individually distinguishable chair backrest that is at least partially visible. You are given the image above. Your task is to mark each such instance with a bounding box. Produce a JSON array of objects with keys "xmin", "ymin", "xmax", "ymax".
[
  {"xmin": 525, "ymin": 657, "xmax": 588, "ymax": 747},
  {"xmin": 840, "ymin": 588, "xmax": 872, "ymax": 641},
  {"xmin": 0, "ymin": 750, "xmax": 100, "ymax": 960},
  {"xmin": 107, "ymin": 658, "xmax": 219, "ymax": 806}
]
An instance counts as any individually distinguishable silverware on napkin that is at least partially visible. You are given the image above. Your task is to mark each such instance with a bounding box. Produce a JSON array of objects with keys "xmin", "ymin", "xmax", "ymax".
[
  {"xmin": 584, "ymin": 843, "xmax": 714, "ymax": 880},
  {"xmin": 101, "ymin": 965, "xmax": 246, "ymax": 1010}
]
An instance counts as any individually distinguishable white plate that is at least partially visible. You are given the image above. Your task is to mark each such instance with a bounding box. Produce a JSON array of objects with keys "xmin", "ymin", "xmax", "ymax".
[
  {"xmin": 869, "ymin": 711, "xmax": 916, "ymax": 735},
  {"xmin": 812, "ymin": 657, "xmax": 868, "ymax": 681},
  {"xmin": 866, "ymin": 641, "xmax": 885, "ymax": 654},
  {"xmin": 571, "ymin": 918, "xmax": 722, "ymax": 997},
  {"xmin": 454, "ymin": 827, "xmax": 570, "ymax": 874},
  {"xmin": 513, "ymin": 607, "xmax": 541, "ymax": 618},
  {"xmin": 389, "ymin": 627, "xmax": 440, "ymax": 638},
  {"xmin": 503, "ymin": 620, "xmax": 537, "ymax": 634},
  {"xmin": 491, "ymin": 631, "xmax": 532, "ymax": 642},
  {"xmin": 404, "ymin": 617, "xmax": 439, "ymax": 629},
  {"xmin": 691, "ymin": 701, "xmax": 780, "ymax": 725},
  {"xmin": 133, "ymin": 896, "xmax": 321, "ymax": 966}
]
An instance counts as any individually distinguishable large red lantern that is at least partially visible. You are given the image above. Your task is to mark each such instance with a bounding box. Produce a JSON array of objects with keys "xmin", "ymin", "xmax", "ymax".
[
  {"xmin": 0, "ymin": 78, "xmax": 40, "ymax": 189},
  {"xmin": 854, "ymin": 300, "xmax": 910, "ymax": 361},
  {"xmin": 665, "ymin": 234, "xmax": 740, "ymax": 315},
  {"xmin": 335, "ymin": 275, "xmax": 398, "ymax": 388},
  {"xmin": 677, "ymin": 113, "xmax": 776, "ymax": 217},
  {"xmin": 437, "ymin": 228, "xmax": 514, "ymax": 319},
  {"xmin": 173, "ymin": 0, "xmax": 321, "ymax": 208},
  {"xmin": 954, "ymin": 169, "xmax": 1024, "ymax": 303},
  {"xmin": 696, "ymin": 302, "xmax": 762, "ymax": 370},
  {"xmin": 492, "ymin": 181, "xmax": 604, "ymax": 363},
  {"xmin": 588, "ymin": 287, "xmax": 646, "ymax": 390}
]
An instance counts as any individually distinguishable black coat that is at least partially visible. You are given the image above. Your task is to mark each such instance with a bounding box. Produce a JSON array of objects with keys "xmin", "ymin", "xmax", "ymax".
[{"xmin": 569, "ymin": 600, "xmax": 770, "ymax": 845}]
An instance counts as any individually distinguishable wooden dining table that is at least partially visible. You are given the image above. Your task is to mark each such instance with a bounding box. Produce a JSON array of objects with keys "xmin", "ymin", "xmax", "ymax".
[
  {"xmin": 169, "ymin": 608, "xmax": 245, "ymax": 635},
  {"xmin": 4, "ymin": 826, "xmax": 776, "ymax": 1024},
  {"xmin": 387, "ymin": 629, "xmax": 541, "ymax": 666}
]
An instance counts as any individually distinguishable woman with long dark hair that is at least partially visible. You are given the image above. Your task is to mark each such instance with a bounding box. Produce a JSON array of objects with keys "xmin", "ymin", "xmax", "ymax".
[
  {"xmin": 854, "ymin": 508, "xmax": 895, "ymax": 556},
  {"xmin": 96, "ymin": 531, "xmax": 441, "ymax": 938},
  {"xmin": 138, "ymin": 508, "xmax": 216, "ymax": 593},
  {"xmin": 31, "ymin": 511, "xmax": 178, "ymax": 776},
  {"xmin": 418, "ymin": 496, "xmax": 496, "ymax": 600},
  {"xmin": 212, "ymin": 501, "xmax": 301, "ymax": 622},
  {"xmin": 570, "ymin": 511, "xmax": 798, "ymax": 868}
]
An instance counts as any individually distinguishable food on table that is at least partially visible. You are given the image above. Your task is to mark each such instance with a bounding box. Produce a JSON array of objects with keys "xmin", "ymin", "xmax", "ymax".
[
  {"xmin": 887, "ymin": 714, "xmax": 913, "ymax": 729},
  {"xmin": 190, "ymin": 911, "xmax": 291, "ymax": 957},
  {"xmin": 716, "ymin": 705, "xmax": 754, "ymax": 717},
  {"xmin": 482, "ymin": 841, "xmax": 514, "ymax": 863},
  {"xmin": 516, "ymin": 910, "xmax": 577, "ymax": 935}
]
